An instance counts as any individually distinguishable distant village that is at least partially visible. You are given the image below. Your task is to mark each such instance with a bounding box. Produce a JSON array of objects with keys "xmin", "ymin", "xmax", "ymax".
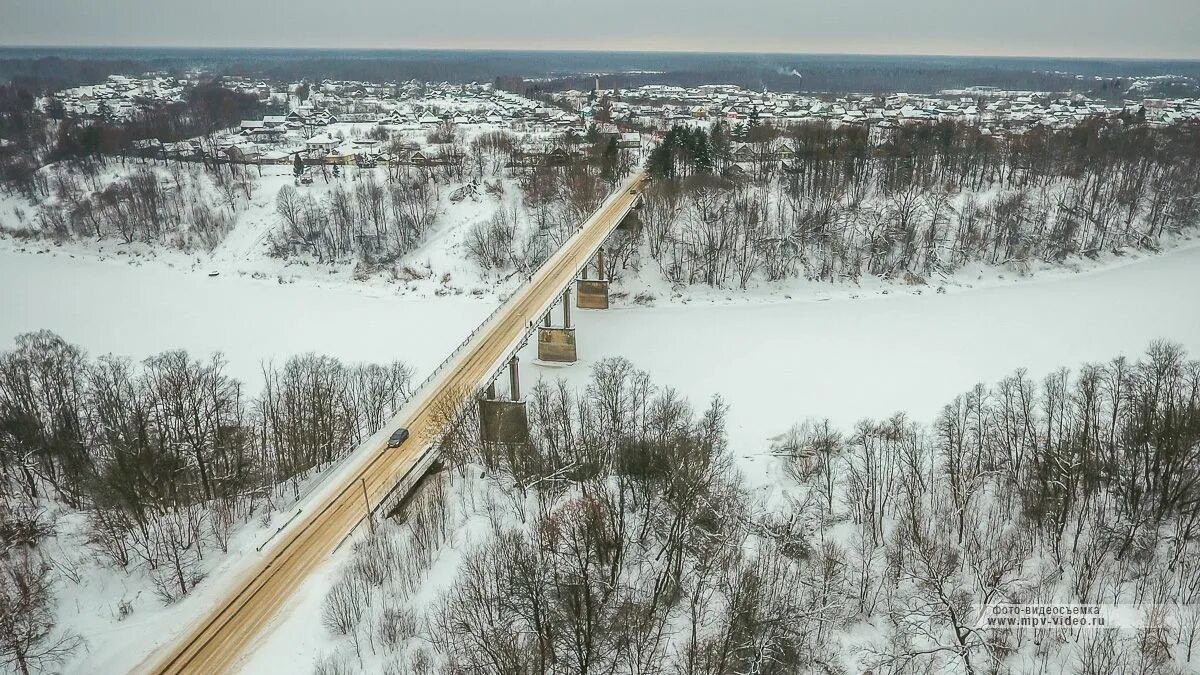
[
  {"xmin": 44, "ymin": 73, "xmax": 620, "ymax": 168},
  {"xmin": 39, "ymin": 72, "xmax": 1200, "ymax": 171},
  {"xmin": 557, "ymin": 81, "xmax": 1200, "ymax": 133}
]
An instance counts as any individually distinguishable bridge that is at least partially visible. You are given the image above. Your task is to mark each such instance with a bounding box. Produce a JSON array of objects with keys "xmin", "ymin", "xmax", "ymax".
[{"xmin": 142, "ymin": 169, "xmax": 647, "ymax": 674}]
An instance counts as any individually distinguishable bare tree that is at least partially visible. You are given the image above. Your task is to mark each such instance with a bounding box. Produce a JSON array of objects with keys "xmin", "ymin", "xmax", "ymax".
[{"xmin": 0, "ymin": 550, "xmax": 82, "ymax": 675}]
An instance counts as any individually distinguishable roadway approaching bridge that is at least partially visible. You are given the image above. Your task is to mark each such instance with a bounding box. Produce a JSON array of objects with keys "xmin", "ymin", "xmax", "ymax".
[{"xmin": 141, "ymin": 170, "xmax": 646, "ymax": 674}]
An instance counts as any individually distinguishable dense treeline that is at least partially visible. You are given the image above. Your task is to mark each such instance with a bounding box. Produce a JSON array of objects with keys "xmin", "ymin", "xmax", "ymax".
[
  {"xmin": 636, "ymin": 119, "xmax": 1200, "ymax": 288},
  {"xmin": 318, "ymin": 345, "xmax": 1200, "ymax": 673},
  {"xmin": 10, "ymin": 49, "xmax": 1193, "ymax": 100},
  {"xmin": 0, "ymin": 331, "xmax": 412, "ymax": 609},
  {"xmin": 540, "ymin": 55, "xmax": 1200, "ymax": 101},
  {"xmin": 0, "ymin": 83, "xmax": 51, "ymax": 200},
  {"xmin": 0, "ymin": 55, "xmax": 167, "ymax": 93}
]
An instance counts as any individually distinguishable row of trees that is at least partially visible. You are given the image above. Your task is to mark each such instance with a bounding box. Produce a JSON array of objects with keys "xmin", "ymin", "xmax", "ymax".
[
  {"xmin": 636, "ymin": 120, "xmax": 1200, "ymax": 287},
  {"xmin": 0, "ymin": 331, "xmax": 413, "ymax": 605}
]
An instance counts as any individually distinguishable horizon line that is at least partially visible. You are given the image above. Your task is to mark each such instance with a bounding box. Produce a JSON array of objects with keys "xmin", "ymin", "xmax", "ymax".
[{"xmin": 2, "ymin": 43, "xmax": 1199, "ymax": 63}]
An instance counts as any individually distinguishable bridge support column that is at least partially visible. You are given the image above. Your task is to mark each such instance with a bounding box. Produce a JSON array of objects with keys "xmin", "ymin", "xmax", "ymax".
[
  {"xmin": 479, "ymin": 356, "xmax": 529, "ymax": 445},
  {"xmin": 577, "ymin": 278, "xmax": 610, "ymax": 309},
  {"xmin": 577, "ymin": 247, "xmax": 609, "ymax": 310},
  {"xmin": 538, "ymin": 287, "xmax": 578, "ymax": 363},
  {"xmin": 508, "ymin": 355, "xmax": 521, "ymax": 401}
]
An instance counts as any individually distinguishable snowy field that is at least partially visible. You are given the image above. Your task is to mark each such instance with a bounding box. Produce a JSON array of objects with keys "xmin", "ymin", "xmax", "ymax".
[{"xmin": 3, "ymin": 240, "xmax": 1200, "ymax": 673}]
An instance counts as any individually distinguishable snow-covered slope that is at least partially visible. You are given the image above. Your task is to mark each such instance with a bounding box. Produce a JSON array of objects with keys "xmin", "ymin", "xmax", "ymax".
[{"xmin": 0, "ymin": 159, "xmax": 537, "ymax": 303}]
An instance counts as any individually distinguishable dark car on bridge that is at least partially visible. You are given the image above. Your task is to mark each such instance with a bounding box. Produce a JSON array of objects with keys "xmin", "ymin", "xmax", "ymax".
[{"xmin": 387, "ymin": 428, "xmax": 410, "ymax": 448}]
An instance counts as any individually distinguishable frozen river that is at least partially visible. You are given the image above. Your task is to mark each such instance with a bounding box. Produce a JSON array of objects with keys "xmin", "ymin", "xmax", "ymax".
[
  {"xmin": 0, "ymin": 251, "xmax": 495, "ymax": 385},
  {"xmin": 4, "ymin": 244, "xmax": 1199, "ymax": 443}
]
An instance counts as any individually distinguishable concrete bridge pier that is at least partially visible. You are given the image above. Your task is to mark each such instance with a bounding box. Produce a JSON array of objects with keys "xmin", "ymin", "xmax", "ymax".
[
  {"xmin": 538, "ymin": 287, "xmax": 578, "ymax": 363},
  {"xmin": 479, "ymin": 355, "xmax": 530, "ymax": 444},
  {"xmin": 577, "ymin": 246, "xmax": 610, "ymax": 310}
]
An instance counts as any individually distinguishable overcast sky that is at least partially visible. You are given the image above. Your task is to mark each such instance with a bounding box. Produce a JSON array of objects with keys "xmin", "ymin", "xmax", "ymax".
[{"xmin": 2, "ymin": 0, "xmax": 1198, "ymax": 59}]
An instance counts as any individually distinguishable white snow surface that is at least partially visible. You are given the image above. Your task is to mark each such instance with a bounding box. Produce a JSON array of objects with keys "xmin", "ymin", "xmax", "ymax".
[{"xmin": 2, "ymin": 228, "xmax": 1200, "ymax": 673}]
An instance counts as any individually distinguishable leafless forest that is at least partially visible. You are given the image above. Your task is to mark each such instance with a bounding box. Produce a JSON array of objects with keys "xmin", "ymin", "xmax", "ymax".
[
  {"xmin": 315, "ymin": 345, "xmax": 1200, "ymax": 674},
  {"xmin": 272, "ymin": 129, "xmax": 632, "ymax": 268},
  {"xmin": 635, "ymin": 120, "xmax": 1200, "ymax": 288}
]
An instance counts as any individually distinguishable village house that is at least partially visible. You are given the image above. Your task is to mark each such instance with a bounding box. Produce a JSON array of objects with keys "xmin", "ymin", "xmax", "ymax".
[
  {"xmin": 305, "ymin": 134, "xmax": 339, "ymax": 155},
  {"xmin": 617, "ymin": 132, "xmax": 642, "ymax": 149}
]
